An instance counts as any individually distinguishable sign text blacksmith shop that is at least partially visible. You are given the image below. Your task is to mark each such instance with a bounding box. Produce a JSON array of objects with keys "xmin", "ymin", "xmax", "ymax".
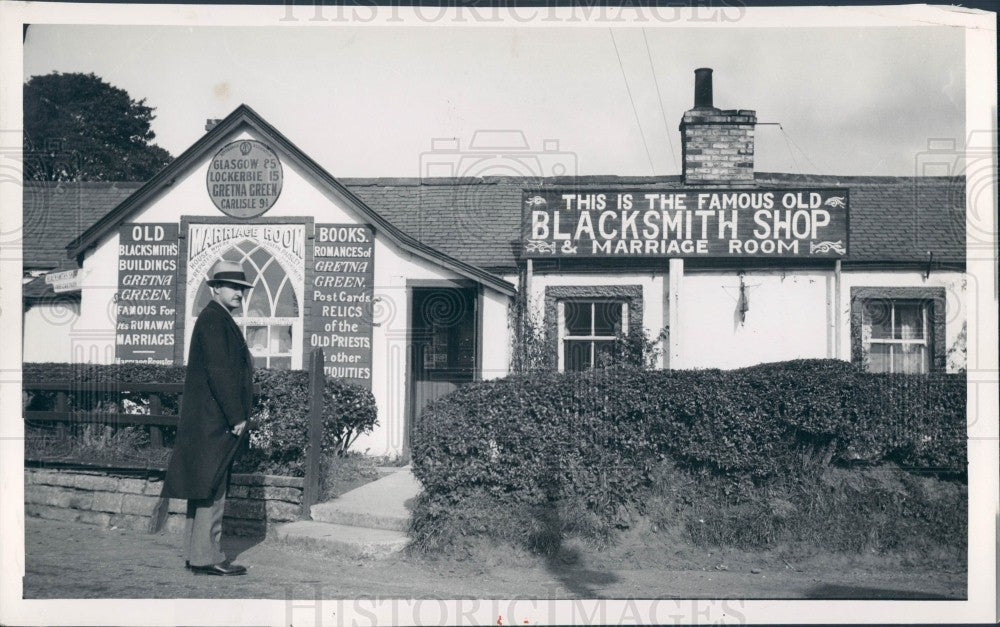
[{"xmin": 522, "ymin": 188, "xmax": 849, "ymax": 258}]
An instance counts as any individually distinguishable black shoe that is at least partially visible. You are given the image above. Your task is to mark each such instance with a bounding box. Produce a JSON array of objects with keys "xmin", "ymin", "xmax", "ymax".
[
  {"xmin": 190, "ymin": 561, "xmax": 247, "ymax": 576},
  {"xmin": 185, "ymin": 561, "xmax": 191, "ymax": 570}
]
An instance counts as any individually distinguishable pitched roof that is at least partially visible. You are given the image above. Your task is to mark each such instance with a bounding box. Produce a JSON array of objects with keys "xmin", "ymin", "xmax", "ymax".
[
  {"xmin": 344, "ymin": 173, "xmax": 966, "ymax": 270},
  {"xmin": 64, "ymin": 104, "xmax": 515, "ymax": 296},
  {"xmin": 22, "ymin": 181, "xmax": 143, "ymax": 269},
  {"xmin": 24, "ymin": 172, "xmax": 967, "ymax": 278}
]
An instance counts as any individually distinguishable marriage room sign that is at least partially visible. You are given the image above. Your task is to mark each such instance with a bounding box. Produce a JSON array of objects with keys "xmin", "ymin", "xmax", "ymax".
[{"xmin": 521, "ymin": 188, "xmax": 849, "ymax": 258}]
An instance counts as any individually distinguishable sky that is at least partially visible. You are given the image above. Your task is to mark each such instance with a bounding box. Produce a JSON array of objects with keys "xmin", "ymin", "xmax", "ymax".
[{"xmin": 23, "ymin": 24, "xmax": 965, "ymax": 178}]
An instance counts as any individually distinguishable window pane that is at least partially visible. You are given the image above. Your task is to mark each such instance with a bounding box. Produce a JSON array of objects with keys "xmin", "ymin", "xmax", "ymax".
[
  {"xmin": 246, "ymin": 325, "xmax": 268, "ymax": 353},
  {"xmin": 895, "ymin": 302, "xmax": 925, "ymax": 340},
  {"xmin": 270, "ymin": 325, "xmax": 292, "ymax": 354},
  {"xmin": 863, "ymin": 300, "xmax": 893, "ymax": 340},
  {"xmin": 270, "ymin": 356, "xmax": 291, "ymax": 370},
  {"xmin": 252, "ymin": 356, "xmax": 267, "ymax": 368},
  {"xmin": 565, "ymin": 302, "xmax": 591, "ymax": 336},
  {"xmin": 247, "ymin": 284, "xmax": 270, "ymax": 317},
  {"xmin": 594, "ymin": 302, "xmax": 623, "ymax": 336},
  {"xmin": 263, "ymin": 259, "xmax": 286, "ymax": 300},
  {"xmin": 249, "ymin": 247, "xmax": 270, "ymax": 273},
  {"xmin": 869, "ymin": 343, "xmax": 891, "ymax": 373},
  {"xmin": 192, "ymin": 282, "xmax": 211, "ymax": 316},
  {"xmin": 594, "ymin": 340, "xmax": 617, "ymax": 367},
  {"xmin": 235, "ymin": 239, "xmax": 256, "ymax": 255},
  {"xmin": 275, "ymin": 280, "xmax": 298, "ymax": 317},
  {"xmin": 894, "ymin": 343, "xmax": 927, "ymax": 374},
  {"xmin": 564, "ymin": 340, "xmax": 591, "ymax": 372}
]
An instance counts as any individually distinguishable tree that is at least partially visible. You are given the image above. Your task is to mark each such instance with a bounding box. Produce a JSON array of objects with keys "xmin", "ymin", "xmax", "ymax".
[{"xmin": 23, "ymin": 72, "xmax": 173, "ymax": 181}]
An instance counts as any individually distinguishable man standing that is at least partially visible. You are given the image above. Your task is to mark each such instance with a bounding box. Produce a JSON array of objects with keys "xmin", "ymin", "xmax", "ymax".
[{"xmin": 161, "ymin": 259, "xmax": 254, "ymax": 576}]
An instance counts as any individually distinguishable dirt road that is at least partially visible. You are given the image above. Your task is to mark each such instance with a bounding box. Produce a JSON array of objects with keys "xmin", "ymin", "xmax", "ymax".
[{"xmin": 21, "ymin": 518, "xmax": 964, "ymax": 600}]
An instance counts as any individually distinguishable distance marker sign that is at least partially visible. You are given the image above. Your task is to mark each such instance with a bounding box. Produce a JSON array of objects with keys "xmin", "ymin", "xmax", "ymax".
[{"xmin": 206, "ymin": 140, "xmax": 283, "ymax": 218}]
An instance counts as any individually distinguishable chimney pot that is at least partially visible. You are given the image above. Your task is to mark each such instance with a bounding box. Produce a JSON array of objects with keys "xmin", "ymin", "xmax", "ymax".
[
  {"xmin": 205, "ymin": 119, "xmax": 222, "ymax": 132},
  {"xmin": 694, "ymin": 68, "xmax": 713, "ymax": 108}
]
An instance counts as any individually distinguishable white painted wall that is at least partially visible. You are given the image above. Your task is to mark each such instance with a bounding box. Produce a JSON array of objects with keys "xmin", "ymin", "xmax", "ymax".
[
  {"xmin": 481, "ymin": 288, "xmax": 512, "ymax": 380},
  {"xmin": 70, "ymin": 123, "xmax": 511, "ymax": 458},
  {"xmin": 22, "ymin": 300, "xmax": 80, "ymax": 363},
  {"xmin": 679, "ymin": 270, "xmax": 831, "ymax": 370},
  {"xmin": 525, "ymin": 267, "xmax": 967, "ymax": 373}
]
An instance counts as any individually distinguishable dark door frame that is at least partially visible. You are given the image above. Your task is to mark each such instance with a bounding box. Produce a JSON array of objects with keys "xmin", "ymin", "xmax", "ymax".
[{"xmin": 401, "ymin": 279, "xmax": 482, "ymax": 461}]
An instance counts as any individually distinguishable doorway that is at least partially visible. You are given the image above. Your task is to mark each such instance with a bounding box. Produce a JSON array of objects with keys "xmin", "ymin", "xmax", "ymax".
[{"xmin": 406, "ymin": 285, "xmax": 480, "ymax": 456}]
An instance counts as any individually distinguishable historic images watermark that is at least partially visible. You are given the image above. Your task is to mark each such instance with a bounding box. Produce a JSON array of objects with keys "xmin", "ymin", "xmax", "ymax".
[
  {"xmin": 279, "ymin": 1, "xmax": 747, "ymax": 25},
  {"xmin": 282, "ymin": 587, "xmax": 749, "ymax": 626},
  {"xmin": 914, "ymin": 130, "xmax": 997, "ymax": 263}
]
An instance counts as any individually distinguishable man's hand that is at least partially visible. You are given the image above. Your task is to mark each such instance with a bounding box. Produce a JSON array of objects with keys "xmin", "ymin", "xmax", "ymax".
[{"xmin": 231, "ymin": 421, "xmax": 247, "ymax": 437}]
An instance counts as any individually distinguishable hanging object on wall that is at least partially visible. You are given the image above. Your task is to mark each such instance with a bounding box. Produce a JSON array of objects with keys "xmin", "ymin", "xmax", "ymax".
[{"xmin": 736, "ymin": 273, "xmax": 751, "ymax": 325}]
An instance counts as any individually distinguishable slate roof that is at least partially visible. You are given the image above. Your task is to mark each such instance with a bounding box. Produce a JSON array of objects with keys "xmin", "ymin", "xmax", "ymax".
[
  {"xmin": 22, "ymin": 181, "xmax": 143, "ymax": 301},
  {"xmin": 22, "ymin": 173, "xmax": 966, "ymax": 286},
  {"xmin": 344, "ymin": 173, "xmax": 967, "ymax": 271},
  {"xmin": 23, "ymin": 181, "xmax": 143, "ymax": 270}
]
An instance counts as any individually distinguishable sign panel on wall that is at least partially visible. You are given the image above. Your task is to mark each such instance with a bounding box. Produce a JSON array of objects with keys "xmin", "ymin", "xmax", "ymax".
[
  {"xmin": 521, "ymin": 188, "xmax": 849, "ymax": 258},
  {"xmin": 115, "ymin": 223, "xmax": 179, "ymax": 364},
  {"xmin": 206, "ymin": 140, "xmax": 283, "ymax": 219},
  {"xmin": 185, "ymin": 223, "xmax": 306, "ymax": 369},
  {"xmin": 311, "ymin": 224, "xmax": 375, "ymax": 388}
]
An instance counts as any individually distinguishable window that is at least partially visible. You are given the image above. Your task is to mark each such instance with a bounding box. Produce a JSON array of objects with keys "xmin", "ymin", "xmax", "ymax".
[
  {"xmin": 559, "ymin": 300, "xmax": 628, "ymax": 371},
  {"xmin": 851, "ymin": 287, "xmax": 946, "ymax": 374},
  {"xmin": 861, "ymin": 299, "xmax": 929, "ymax": 373},
  {"xmin": 192, "ymin": 239, "xmax": 300, "ymax": 369}
]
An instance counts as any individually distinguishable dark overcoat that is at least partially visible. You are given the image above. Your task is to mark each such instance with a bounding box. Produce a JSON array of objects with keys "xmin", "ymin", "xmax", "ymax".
[{"xmin": 163, "ymin": 300, "xmax": 253, "ymax": 500}]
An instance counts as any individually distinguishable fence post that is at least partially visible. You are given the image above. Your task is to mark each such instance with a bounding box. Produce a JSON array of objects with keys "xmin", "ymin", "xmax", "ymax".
[
  {"xmin": 300, "ymin": 348, "xmax": 325, "ymax": 519},
  {"xmin": 148, "ymin": 394, "xmax": 163, "ymax": 448},
  {"xmin": 55, "ymin": 391, "xmax": 68, "ymax": 440}
]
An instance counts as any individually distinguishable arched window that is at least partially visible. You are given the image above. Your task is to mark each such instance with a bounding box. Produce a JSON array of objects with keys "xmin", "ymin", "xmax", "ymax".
[{"xmin": 192, "ymin": 239, "xmax": 300, "ymax": 369}]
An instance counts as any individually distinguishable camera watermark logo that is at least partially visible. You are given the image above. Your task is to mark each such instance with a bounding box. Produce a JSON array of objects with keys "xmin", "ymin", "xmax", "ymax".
[
  {"xmin": 914, "ymin": 131, "xmax": 996, "ymax": 261},
  {"xmin": 417, "ymin": 130, "xmax": 578, "ymax": 250}
]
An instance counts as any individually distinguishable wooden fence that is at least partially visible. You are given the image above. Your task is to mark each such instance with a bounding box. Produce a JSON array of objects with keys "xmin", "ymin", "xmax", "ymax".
[{"xmin": 22, "ymin": 347, "xmax": 329, "ymax": 517}]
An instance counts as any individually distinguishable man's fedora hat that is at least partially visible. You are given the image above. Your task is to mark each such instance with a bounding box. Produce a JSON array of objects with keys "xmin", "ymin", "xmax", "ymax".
[{"xmin": 206, "ymin": 260, "xmax": 254, "ymax": 289}]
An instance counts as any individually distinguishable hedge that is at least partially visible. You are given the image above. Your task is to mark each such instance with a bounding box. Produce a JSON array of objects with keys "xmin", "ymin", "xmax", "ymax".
[
  {"xmin": 410, "ymin": 359, "xmax": 966, "ymax": 530},
  {"xmin": 22, "ymin": 362, "xmax": 377, "ymax": 476}
]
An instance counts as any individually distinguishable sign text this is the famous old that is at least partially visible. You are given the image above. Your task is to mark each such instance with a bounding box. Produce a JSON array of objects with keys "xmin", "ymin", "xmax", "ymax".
[{"xmin": 522, "ymin": 189, "xmax": 849, "ymax": 258}]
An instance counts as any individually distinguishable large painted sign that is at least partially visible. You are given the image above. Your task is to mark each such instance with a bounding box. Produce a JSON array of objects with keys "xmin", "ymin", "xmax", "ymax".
[
  {"xmin": 310, "ymin": 224, "xmax": 374, "ymax": 388},
  {"xmin": 116, "ymin": 223, "xmax": 179, "ymax": 364},
  {"xmin": 522, "ymin": 188, "xmax": 849, "ymax": 258},
  {"xmin": 185, "ymin": 223, "xmax": 305, "ymax": 369},
  {"xmin": 206, "ymin": 140, "xmax": 283, "ymax": 219}
]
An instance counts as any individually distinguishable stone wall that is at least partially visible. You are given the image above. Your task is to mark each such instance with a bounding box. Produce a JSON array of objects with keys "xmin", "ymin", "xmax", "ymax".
[{"xmin": 25, "ymin": 468, "xmax": 303, "ymax": 537}]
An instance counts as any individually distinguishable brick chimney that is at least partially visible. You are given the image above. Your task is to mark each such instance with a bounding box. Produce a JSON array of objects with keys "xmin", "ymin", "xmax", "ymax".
[
  {"xmin": 679, "ymin": 68, "xmax": 756, "ymax": 185},
  {"xmin": 205, "ymin": 118, "xmax": 223, "ymax": 132}
]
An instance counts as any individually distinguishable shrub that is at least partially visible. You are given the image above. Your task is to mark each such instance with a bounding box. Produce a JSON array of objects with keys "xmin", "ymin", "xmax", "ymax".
[
  {"xmin": 410, "ymin": 359, "xmax": 966, "ymax": 553},
  {"xmin": 22, "ymin": 362, "xmax": 378, "ymax": 475}
]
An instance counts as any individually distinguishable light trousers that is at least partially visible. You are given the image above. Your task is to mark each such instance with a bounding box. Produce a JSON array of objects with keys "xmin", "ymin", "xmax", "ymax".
[{"xmin": 183, "ymin": 475, "xmax": 228, "ymax": 567}]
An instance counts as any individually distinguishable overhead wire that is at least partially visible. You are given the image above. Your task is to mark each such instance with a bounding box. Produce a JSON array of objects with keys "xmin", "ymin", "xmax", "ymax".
[
  {"xmin": 609, "ymin": 28, "xmax": 656, "ymax": 176},
  {"xmin": 777, "ymin": 124, "xmax": 802, "ymax": 175},
  {"xmin": 640, "ymin": 27, "xmax": 679, "ymax": 174},
  {"xmin": 780, "ymin": 125, "xmax": 824, "ymax": 174}
]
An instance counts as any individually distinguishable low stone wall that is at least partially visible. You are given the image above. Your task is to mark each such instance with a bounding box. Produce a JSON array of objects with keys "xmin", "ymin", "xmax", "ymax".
[{"xmin": 25, "ymin": 468, "xmax": 303, "ymax": 537}]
